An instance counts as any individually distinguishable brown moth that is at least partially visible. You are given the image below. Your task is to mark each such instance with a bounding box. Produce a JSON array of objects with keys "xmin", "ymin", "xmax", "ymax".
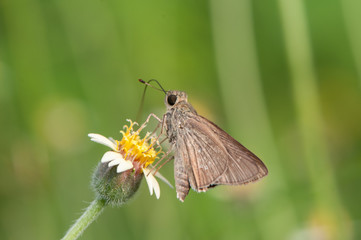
[
  {"xmin": 163, "ymin": 90, "xmax": 268, "ymax": 202},
  {"xmin": 138, "ymin": 80, "xmax": 268, "ymax": 202}
]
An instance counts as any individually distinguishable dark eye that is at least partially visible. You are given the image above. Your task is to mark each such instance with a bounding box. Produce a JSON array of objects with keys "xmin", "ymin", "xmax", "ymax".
[{"xmin": 167, "ymin": 95, "xmax": 177, "ymax": 106}]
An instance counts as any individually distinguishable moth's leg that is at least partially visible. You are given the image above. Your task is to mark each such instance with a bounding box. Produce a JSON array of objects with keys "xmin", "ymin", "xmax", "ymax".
[
  {"xmin": 137, "ymin": 113, "xmax": 162, "ymax": 133},
  {"xmin": 153, "ymin": 155, "xmax": 174, "ymax": 176},
  {"xmin": 138, "ymin": 113, "xmax": 166, "ymax": 154},
  {"xmin": 144, "ymin": 114, "xmax": 168, "ymax": 152},
  {"xmin": 157, "ymin": 137, "xmax": 168, "ymax": 146},
  {"xmin": 158, "ymin": 113, "xmax": 167, "ymax": 135},
  {"xmin": 148, "ymin": 113, "xmax": 167, "ymax": 139},
  {"xmin": 152, "ymin": 144, "xmax": 174, "ymax": 170}
]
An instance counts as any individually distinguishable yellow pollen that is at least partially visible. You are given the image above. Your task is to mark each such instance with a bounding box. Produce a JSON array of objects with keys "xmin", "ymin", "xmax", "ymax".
[{"xmin": 117, "ymin": 120, "xmax": 161, "ymax": 169}]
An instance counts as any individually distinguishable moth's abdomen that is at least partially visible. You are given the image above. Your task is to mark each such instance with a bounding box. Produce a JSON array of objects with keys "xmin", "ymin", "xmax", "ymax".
[
  {"xmin": 175, "ymin": 175, "xmax": 190, "ymax": 202},
  {"xmin": 174, "ymin": 156, "xmax": 190, "ymax": 202}
]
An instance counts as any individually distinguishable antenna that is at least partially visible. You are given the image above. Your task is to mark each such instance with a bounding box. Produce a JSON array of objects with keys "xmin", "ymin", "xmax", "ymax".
[
  {"xmin": 136, "ymin": 79, "xmax": 167, "ymax": 122},
  {"xmin": 138, "ymin": 79, "xmax": 167, "ymax": 94}
]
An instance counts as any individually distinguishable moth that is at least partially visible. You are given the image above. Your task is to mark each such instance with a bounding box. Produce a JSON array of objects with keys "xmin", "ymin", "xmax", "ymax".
[{"xmin": 139, "ymin": 80, "xmax": 268, "ymax": 202}]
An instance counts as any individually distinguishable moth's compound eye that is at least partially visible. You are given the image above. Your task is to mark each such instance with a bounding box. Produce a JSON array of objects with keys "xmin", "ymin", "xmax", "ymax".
[{"xmin": 167, "ymin": 95, "xmax": 177, "ymax": 106}]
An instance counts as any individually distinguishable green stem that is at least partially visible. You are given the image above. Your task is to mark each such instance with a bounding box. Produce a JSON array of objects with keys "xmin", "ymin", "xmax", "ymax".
[{"xmin": 61, "ymin": 198, "xmax": 106, "ymax": 240}]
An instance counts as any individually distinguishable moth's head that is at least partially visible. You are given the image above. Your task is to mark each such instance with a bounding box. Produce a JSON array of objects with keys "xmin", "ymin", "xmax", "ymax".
[{"xmin": 165, "ymin": 90, "xmax": 188, "ymax": 109}]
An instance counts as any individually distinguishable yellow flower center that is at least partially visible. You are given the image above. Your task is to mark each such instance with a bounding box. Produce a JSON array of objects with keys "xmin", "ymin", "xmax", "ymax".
[{"xmin": 117, "ymin": 120, "xmax": 162, "ymax": 170}]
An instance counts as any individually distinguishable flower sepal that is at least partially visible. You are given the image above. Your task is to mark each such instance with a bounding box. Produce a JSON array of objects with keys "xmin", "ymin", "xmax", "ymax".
[{"xmin": 92, "ymin": 162, "xmax": 142, "ymax": 207}]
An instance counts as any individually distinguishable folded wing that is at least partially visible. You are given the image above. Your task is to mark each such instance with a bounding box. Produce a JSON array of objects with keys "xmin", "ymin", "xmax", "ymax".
[{"xmin": 183, "ymin": 116, "xmax": 268, "ymax": 190}]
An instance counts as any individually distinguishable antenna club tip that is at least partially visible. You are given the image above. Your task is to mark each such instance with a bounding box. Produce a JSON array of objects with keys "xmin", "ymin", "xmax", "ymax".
[{"xmin": 137, "ymin": 79, "xmax": 167, "ymax": 94}]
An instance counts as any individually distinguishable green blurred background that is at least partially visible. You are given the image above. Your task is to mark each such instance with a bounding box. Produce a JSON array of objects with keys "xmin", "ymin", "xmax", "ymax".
[{"xmin": 1, "ymin": 0, "xmax": 361, "ymax": 239}]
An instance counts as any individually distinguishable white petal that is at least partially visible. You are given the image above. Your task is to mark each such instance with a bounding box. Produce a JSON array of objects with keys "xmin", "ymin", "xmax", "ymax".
[
  {"xmin": 88, "ymin": 133, "xmax": 117, "ymax": 150},
  {"xmin": 152, "ymin": 178, "xmax": 160, "ymax": 199},
  {"xmin": 155, "ymin": 171, "xmax": 173, "ymax": 189},
  {"xmin": 108, "ymin": 159, "xmax": 122, "ymax": 167},
  {"xmin": 143, "ymin": 168, "xmax": 160, "ymax": 199},
  {"xmin": 101, "ymin": 151, "xmax": 123, "ymax": 163},
  {"xmin": 142, "ymin": 168, "xmax": 154, "ymax": 195},
  {"xmin": 116, "ymin": 160, "xmax": 133, "ymax": 173}
]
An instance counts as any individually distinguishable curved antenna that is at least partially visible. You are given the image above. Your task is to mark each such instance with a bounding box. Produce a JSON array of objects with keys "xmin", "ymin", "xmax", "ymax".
[
  {"xmin": 139, "ymin": 79, "xmax": 167, "ymax": 94},
  {"xmin": 136, "ymin": 79, "xmax": 167, "ymax": 122}
]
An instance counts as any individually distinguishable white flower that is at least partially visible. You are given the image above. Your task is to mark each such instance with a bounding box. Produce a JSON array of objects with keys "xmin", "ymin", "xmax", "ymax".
[{"xmin": 89, "ymin": 129, "xmax": 172, "ymax": 199}]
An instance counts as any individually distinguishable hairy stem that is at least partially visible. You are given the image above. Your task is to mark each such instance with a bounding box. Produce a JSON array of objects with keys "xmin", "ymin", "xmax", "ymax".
[{"xmin": 61, "ymin": 198, "xmax": 106, "ymax": 240}]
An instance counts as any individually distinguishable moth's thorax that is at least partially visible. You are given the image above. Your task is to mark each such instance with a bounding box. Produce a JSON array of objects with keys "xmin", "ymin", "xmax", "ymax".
[
  {"xmin": 165, "ymin": 105, "xmax": 189, "ymax": 144},
  {"xmin": 164, "ymin": 90, "xmax": 199, "ymax": 145},
  {"xmin": 164, "ymin": 105, "xmax": 196, "ymax": 145}
]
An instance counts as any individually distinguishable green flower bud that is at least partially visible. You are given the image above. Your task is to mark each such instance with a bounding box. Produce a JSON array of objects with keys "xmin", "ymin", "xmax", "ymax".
[{"xmin": 91, "ymin": 162, "xmax": 143, "ymax": 206}]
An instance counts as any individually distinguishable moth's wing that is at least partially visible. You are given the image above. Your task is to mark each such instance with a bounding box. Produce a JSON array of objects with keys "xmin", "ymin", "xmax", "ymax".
[
  {"xmin": 178, "ymin": 117, "xmax": 229, "ymax": 190},
  {"xmin": 198, "ymin": 116, "xmax": 268, "ymax": 185},
  {"xmin": 184, "ymin": 116, "xmax": 268, "ymax": 189}
]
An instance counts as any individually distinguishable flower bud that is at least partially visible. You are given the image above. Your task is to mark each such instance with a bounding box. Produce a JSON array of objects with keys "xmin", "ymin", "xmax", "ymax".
[{"xmin": 91, "ymin": 162, "xmax": 143, "ymax": 206}]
